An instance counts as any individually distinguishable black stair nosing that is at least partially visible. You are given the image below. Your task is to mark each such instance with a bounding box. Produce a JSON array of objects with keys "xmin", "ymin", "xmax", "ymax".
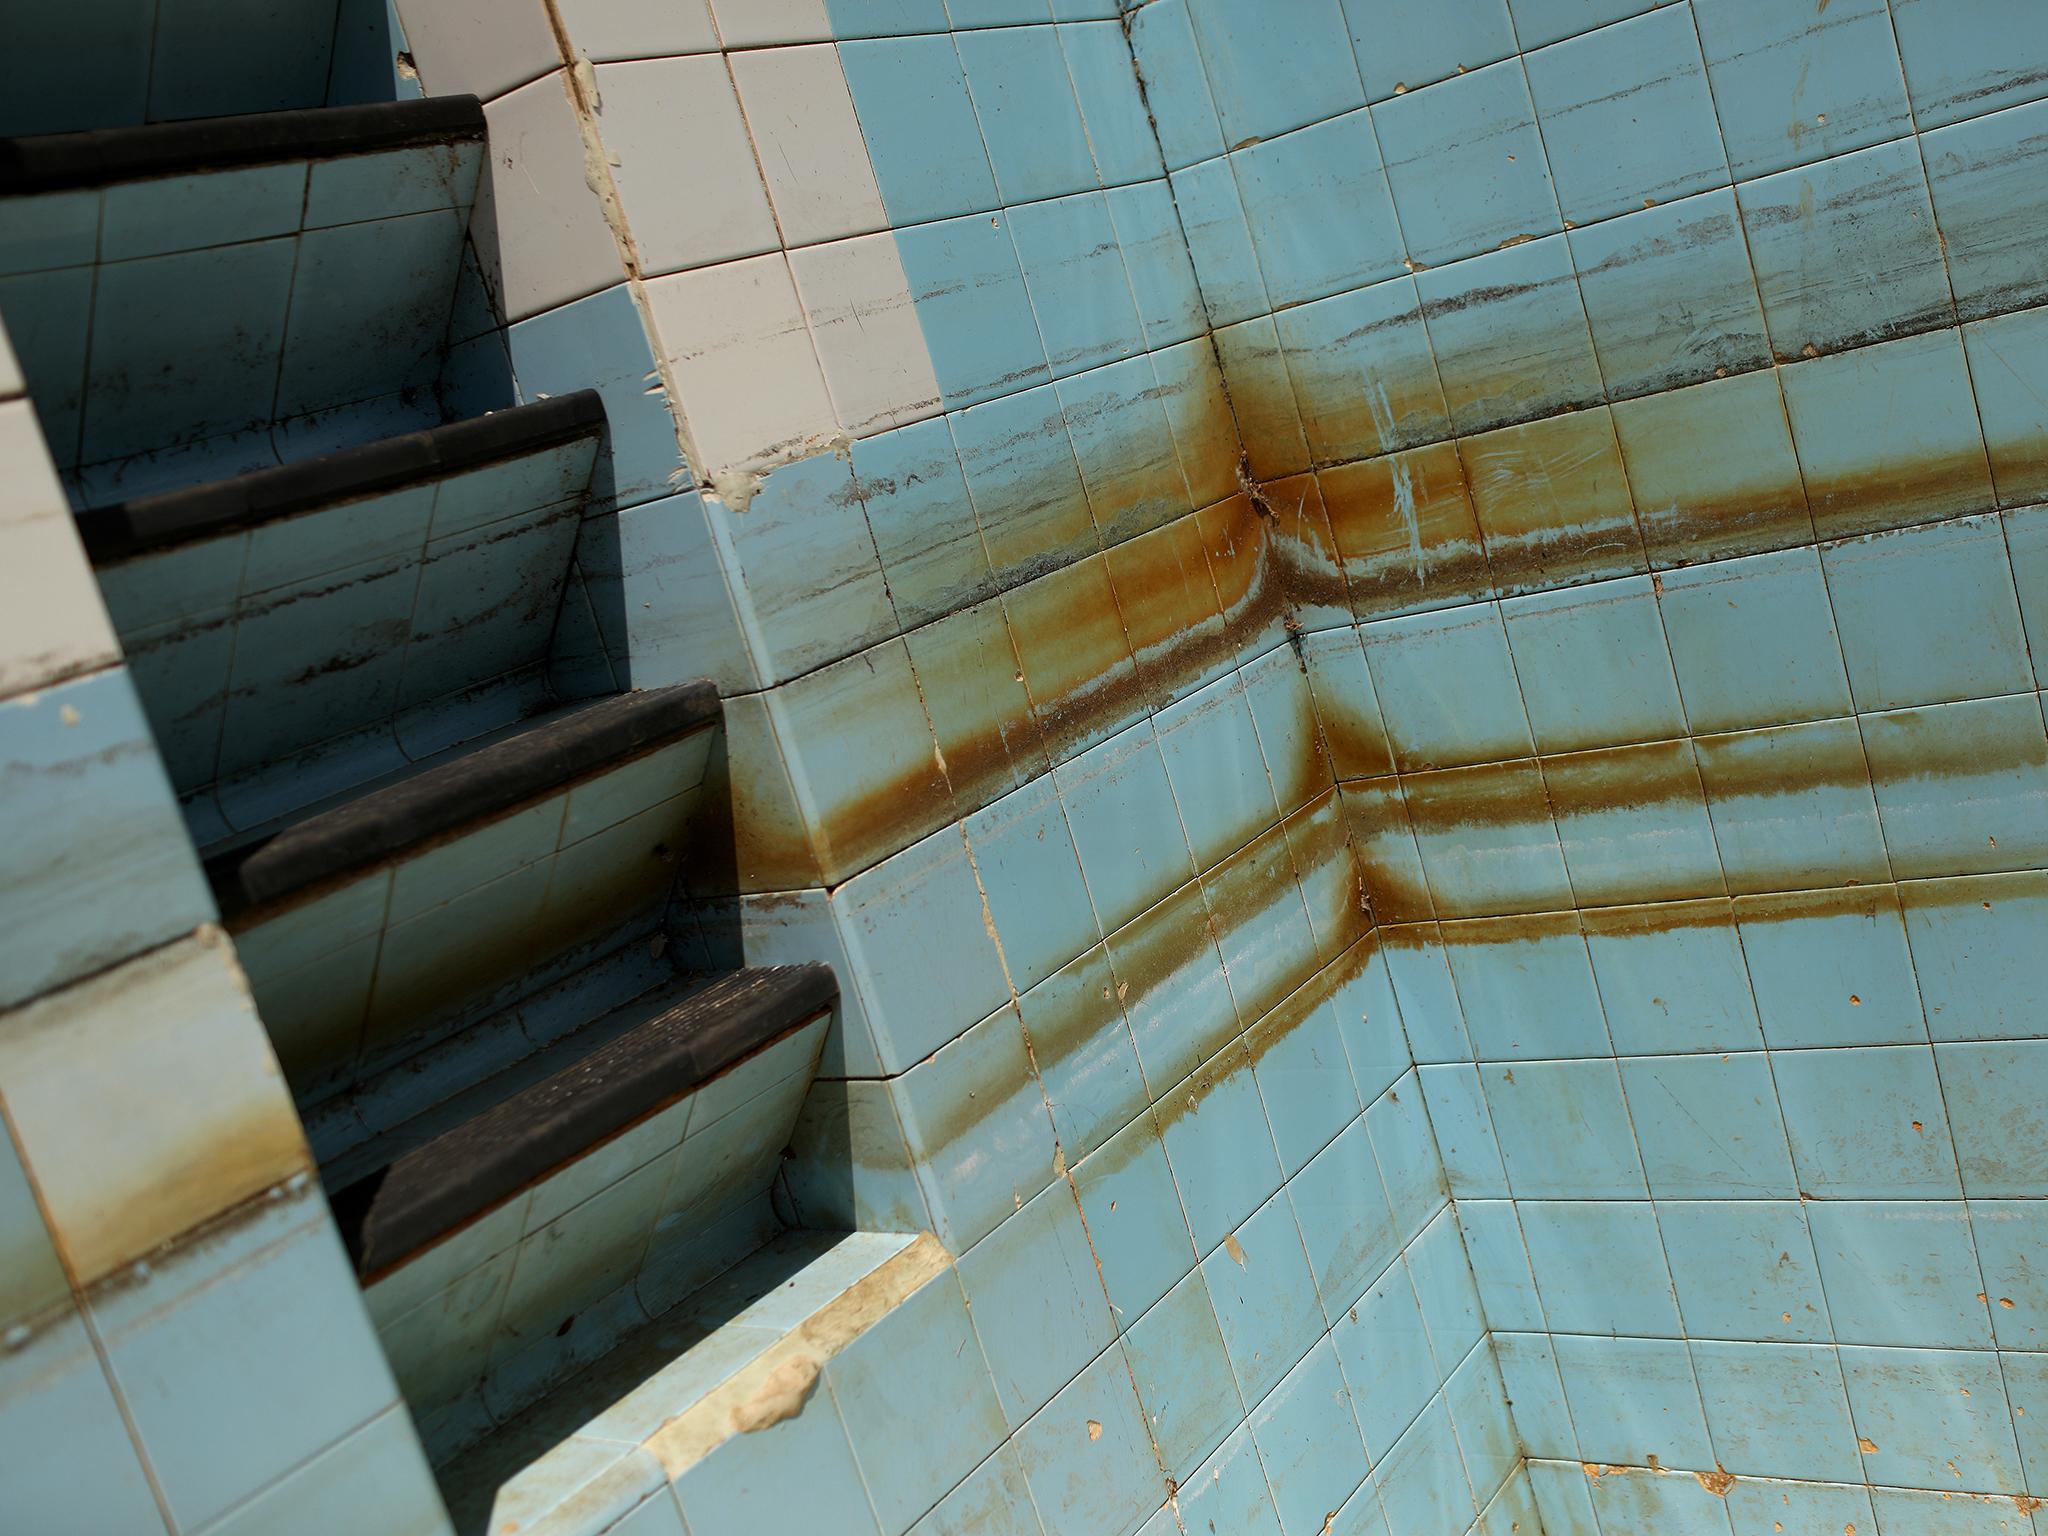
[
  {"xmin": 0, "ymin": 95, "xmax": 488, "ymax": 198},
  {"xmin": 333, "ymin": 963, "xmax": 838, "ymax": 1282},
  {"xmin": 206, "ymin": 680, "xmax": 722, "ymax": 924},
  {"xmin": 78, "ymin": 392, "xmax": 608, "ymax": 565}
]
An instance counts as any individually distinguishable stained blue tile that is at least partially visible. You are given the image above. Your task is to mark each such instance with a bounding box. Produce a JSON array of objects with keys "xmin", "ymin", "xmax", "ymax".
[
  {"xmin": 1861, "ymin": 693, "xmax": 2048, "ymax": 879},
  {"xmin": 1838, "ymin": 1344, "xmax": 2025, "ymax": 1494},
  {"xmin": 895, "ymin": 212, "xmax": 1050, "ymax": 410},
  {"xmin": 1374, "ymin": 58, "xmax": 1558, "ymax": 265},
  {"xmin": 1170, "ymin": 155, "xmax": 1271, "ymax": 327},
  {"xmin": 1125, "ymin": 0, "xmax": 1224, "ymax": 170},
  {"xmin": 1417, "ymin": 234, "xmax": 1603, "ymax": 434},
  {"xmin": 1901, "ymin": 870, "xmax": 2048, "ymax": 1043},
  {"xmin": 1160, "ymin": 1041, "xmax": 1285, "ymax": 1255},
  {"xmin": 1890, "ymin": 0, "xmax": 2048, "ymax": 127},
  {"xmin": 1924, "ymin": 98, "xmax": 2048, "ymax": 321}
]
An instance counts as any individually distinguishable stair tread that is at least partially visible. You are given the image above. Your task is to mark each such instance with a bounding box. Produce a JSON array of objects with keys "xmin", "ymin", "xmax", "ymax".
[
  {"xmin": 79, "ymin": 393, "xmax": 606, "ymax": 564},
  {"xmin": 0, "ymin": 95, "xmax": 486, "ymax": 195},
  {"xmin": 335, "ymin": 964, "xmax": 838, "ymax": 1280},
  {"xmin": 206, "ymin": 681, "xmax": 721, "ymax": 921}
]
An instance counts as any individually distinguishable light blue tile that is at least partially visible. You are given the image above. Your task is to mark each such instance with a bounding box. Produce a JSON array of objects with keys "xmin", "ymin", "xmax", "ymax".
[
  {"xmin": 1504, "ymin": 575, "xmax": 1682, "ymax": 753},
  {"xmin": 677, "ymin": 1368, "xmax": 879, "ymax": 1534},
  {"xmin": 1364, "ymin": 1070, "xmax": 1450, "ymax": 1241},
  {"xmin": 1202, "ymin": 1188, "xmax": 1325, "ymax": 1408},
  {"xmin": 1170, "ymin": 155, "xmax": 1271, "ymax": 327},
  {"xmin": 1013, "ymin": 946, "xmax": 1147, "ymax": 1161},
  {"xmin": 1525, "ymin": 5, "xmax": 1727, "ymax": 225},
  {"xmin": 1620, "ymin": 1053, "xmax": 1796, "ymax": 1200},
  {"xmin": 1772, "ymin": 1044, "xmax": 1961, "ymax": 1197},
  {"xmin": 1698, "ymin": 722, "xmax": 1891, "ymax": 896},
  {"xmin": 1331, "ymin": 1258, "xmax": 1438, "ymax": 1458},
  {"xmin": 1780, "ymin": 327, "xmax": 1993, "ymax": 540},
  {"xmin": 833, "ymin": 825, "xmax": 1011, "ymax": 1074},
  {"xmin": 1583, "ymin": 1460, "xmax": 1737, "ymax": 1532},
  {"xmin": 580, "ymin": 489, "xmax": 754, "ymax": 694},
  {"xmin": 202, "ymin": 1404, "xmax": 448, "ymax": 1536},
  {"xmin": 1379, "ymin": 931, "xmax": 1473, "ymax": 1066},
  {"xmin": 895, "ymin": 1005, "xmax": 1058, "ymax": 1254},
  {"xmin": 1122, "ymin": 1267, "xmax": 1244, "ymax": 1483},
  {"xmin": 1825, "ymin": 511, "xmax": 2033, "ymax": 712},
  {"xmin": 1459, "ymin": 1201, "xmax": 1543, "ymax": 1332},
  {"xmin": 1251, "ymin": 1339, "xmax": 1368, "ymax": 1536},
  {"xmin": 1482, "ymin": 1060, "xmax": 1647, "ymax": 1199},
  {"xmin": 510, "ymin": 282, "xmax": 686, "ymax": 511},
  {"xmin": 1183, "ymin": 0, "xmax": 1364, "ymax": 148},
  {"xmin": 1339, "ymin": 0, "xmax": 1515, "ymax": 100},
  {"xmin": 956, "ymin": 25, "xmax": 1096, "ymax": 205},
  {"xmin": 1070, "ymin": 1110, "xmax": 1197, "ymax": 1318},
  {"xmin": 98, "ymin": 1209, "xmax": 397, "ymax": 1531},
  {"xmin": 101, "ymin": 163, "xmax": 306, "ymax": 263},
  {"xmin": 1519, "ymin": 1199, "xmax": 1679, "ymax": 1336},
  {"xmin": 1506, "ymin": 0, "xmax": 1660, "ymax": 49},
  {"xmin": 1060, "ymin": 21, "xmax": 1163, "ymax": 188},
  {"xmin": 1493, "ymin": 1332, "xmax": 1577, "ymax": 1457},
  {"xmin": 1276, "ymin": 277, "xmax": 1451, "ymax": 468},
  {"xmin": 1808, "ymin": 1199, "xmax": 1993, "ymax": 1348},
  {"xmin": 1655, "ymin": 546, "xmax": 1850, "ymax": 734},
  {"xmin": 1160, "ymin": 1041, "xmax": 1285, "ymax": 1255},
  {"xmin": 1890, "ymin": 0, "xmax": 2048, "ymax": 127},
  {"xmin": 839, "ymin": 34, "xmax": 998, "ymax": 224},
  {"xmin": 1443, "ymin": 914, "xmax": 1610, "ymax": 1062},
  {"xmin": 1248, "ymin": 986, "xmax": 1362, "ymax": 1178},
  {"xmin": 1737, "ymin": 887, "xmax": 1926, "ymax": 1049},
  {"xmin": 949, "ymin": 382, "xmax": 1094, "ymax": 590},
  {"xmin": 1417, "ymin": 1063, "xmax": 1509, "ymax": 1198},
  {"xmin": 1862, "ymin": 692, "xmax": 2048, "ymax": 879},
  {"xmin": 1938, "ymin": 1039, "xmax": 2048, "ymax": 1197},
  {"xmin": 1924, "ymin": 97, "xmax": 2048, "ymax": 321},
  {"xmin": 1447, "ymin": 1346, "xmax": 1519, "ymax": 1508},
  {"xmin": 1838, "ymin": 1344, "xmax": 2025, "ymax": 1494},
  {"xmin": 0, "ymin": 669, "xmax": 214, "ymax": 1009},
  {"xmin": 1660, "ymin": 1200, "xmax": 1831, "ymax": 1344},
  {"xmin": 1408, "ymin": 1205, "xmax": 1485, "ymax": 1373},
  {"xmin": 703, "ymin": 449, "xmax": 894, "ymax": 685},
  {"xmin": 1693, "ymin": 0, "xmax": 1913, "ymax": 178},
  {"xmin": 1374, "ymin": 58, "xmax": 1558, "ymax": 266},
  {"xmin": 1526, "ymin": 1459, "xmax": 1601, "ymax": 1536},
  {"xmin": 1554, "ymin": 1333, "xmax": 1714, "ymax": 1469},
  {"xmin": 1104, "ymin": 879, "xmax": 1239, "ymax": 1094},
  {"xmin": 967, "ymin": 774, "xmax": 1100, "ymax": 994},
  {"xmin": 1725, "ymin": 1476, "xmax": 1875, "ymax": 1536},
  {"xmin": 1416, "ymin": 233, "xmax": 1602, "ymax": 434},
  {"xmin": 1360, "ymin": 602, "xmax": 1532, "ymax": 772},
  {"xmin": 1583, "ymin": 900, "xmax": 1764, "ymax": 1056},
  {"xmin": 1105, "ymin": 180, "xmax": 1206, "ymax": 350},
  {"xmin": 0, "ymin": 1310, "xmax": 164, "ymax": 1533},
  {"xmin": 907, "ymin": 1444, "xmax": 1043, "ymax": 1536},
  {"xmin": 1176, "ymin": 1424, "xmax": 1284, "ymax": 1536},
  {"xmin": 2013, "ymin": 501, "xmax": 2048, "ymax": 641},
  {"xmin": 1744, "ymin": 136, "xmax": 1949, "ymax": 364},
  {"xmin": 1231, "ymin": 110, "xmax": 1403, "ymax": 309},
  {"xmin": 1570, "ymin": 189, "xmax": 1769, "ymax": 400},
  {"xmin": 1285, "ymin": 1117, "xmax": 1398, "ymax": 1313},
  {"xmin": 1125, "ymin": 0, "xmax": 1224, "ymax": 170},
  {"xmin": 892, "ymin": 211, "xmax": 1051, "ymax": 411},
  {"xmin": 1374, "ymin": 1398, "xmax": 1476, "ymax": 1536},
  {"xmin": 824, "ymin": 1271, "xmax": 1006, "ymax": 1532},
  {"xmin": 1014, "ymin": 1343, "xmax": 1160, "ymax": 1536},
  {"xmin": 1901, "ymin": 870, "xmax": 2048, "ymax": 1043}
]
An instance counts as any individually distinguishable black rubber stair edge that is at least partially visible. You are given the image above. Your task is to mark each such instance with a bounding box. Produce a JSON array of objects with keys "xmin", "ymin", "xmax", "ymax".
[
  {"xmin": 332, "ymin": 965, "xmax": 838, "ymax": 1280},
  {"xmin": 0, "ymin": 95, "xmax": 487, "ymax": 196},
  {"xmin": 206, "ymin": 681, "xmax": 721, "ymax": 922},
  {"xmin": 78, "ymin": 392, "xmax": 608, "ymax": 564}
]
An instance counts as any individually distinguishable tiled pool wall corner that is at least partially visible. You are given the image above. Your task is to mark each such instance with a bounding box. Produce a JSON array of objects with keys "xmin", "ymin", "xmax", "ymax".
[{"xmin": 0, "ymin": 315, "xmax": 450, "ymax": 1528}]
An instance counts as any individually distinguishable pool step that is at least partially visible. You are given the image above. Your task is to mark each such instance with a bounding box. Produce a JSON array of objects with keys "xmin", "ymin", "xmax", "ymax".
[{"xmin": 0, "ymin": 95, "xmax": 493, "ymax": 504}]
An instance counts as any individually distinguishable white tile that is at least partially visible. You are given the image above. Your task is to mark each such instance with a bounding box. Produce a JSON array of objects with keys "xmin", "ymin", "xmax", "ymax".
[
  {"xmin": 0, "ymin": 399, "xmax": 118, "ymax": 698},
  {"xmin": 646, "ymin": 253, "xmax": 841, "ymax": 475},
  {"xmin": 556, "ymin": 0, "xmax": 719, "ymax": 60},
  {"xmin": 594, "ymin": 55, "xmax": 779, "ymax": 277},
  {"xmin": 709, "ymin": 0, "xmax": 832, "ymax": 47},
  {"xmin": 475, "ymin": 71, "xmax": 628, "ymax": 322},
  {"xmin": 789, "ymin": 232, "xmax": 942, "ymax": 438},
  {"xmin": 0, "ymin": 934, "xmax": 309, "ymax": 1287},
  {"xmin": 730, "ymin": 44, "xmax": 887, "ymax": 247},
  {"xmin": 394, "ymin": 0, "xmax": 561, "ymax": 101}
]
